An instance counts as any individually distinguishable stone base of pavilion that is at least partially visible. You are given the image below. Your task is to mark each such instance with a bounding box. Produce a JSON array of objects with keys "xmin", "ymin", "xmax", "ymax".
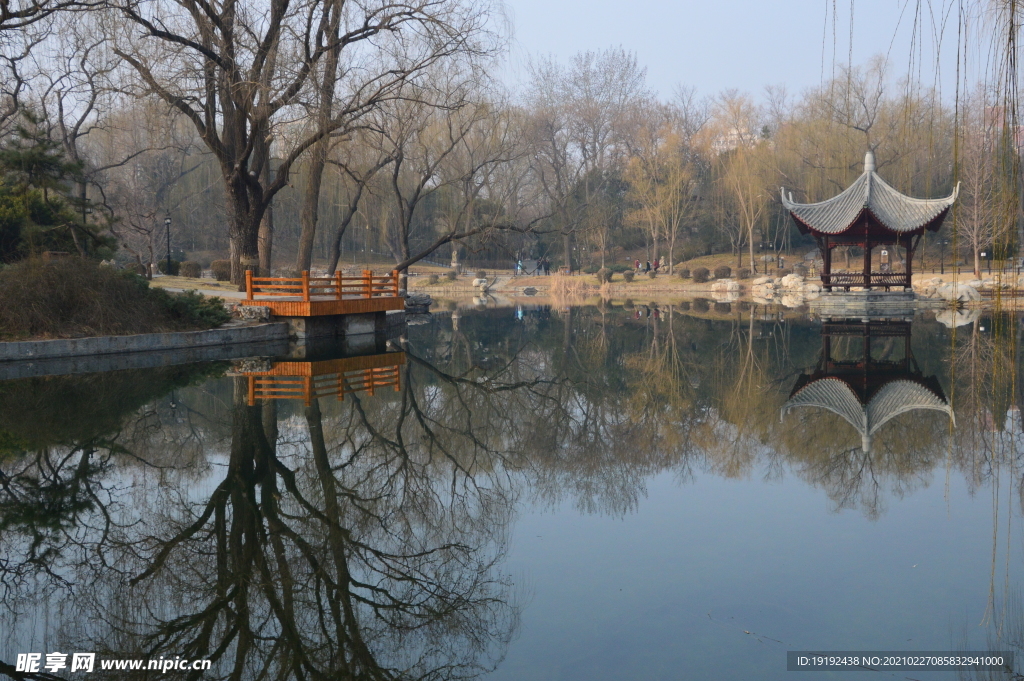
[{"xmin": 809, "ymin": 290, "xmax": 944, "ymax": 317}]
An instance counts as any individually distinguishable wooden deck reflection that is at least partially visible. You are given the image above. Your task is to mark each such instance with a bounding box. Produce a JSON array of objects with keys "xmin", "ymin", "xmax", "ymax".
[{"xmin": 242, "ymin": 352, "xmax": 405, "ymax": 406}]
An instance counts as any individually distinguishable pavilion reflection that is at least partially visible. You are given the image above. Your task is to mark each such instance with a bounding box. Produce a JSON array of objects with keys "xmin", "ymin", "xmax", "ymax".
[{"xmin": 782, "ymin": 318, "xmax": 953, "ymax": 452}]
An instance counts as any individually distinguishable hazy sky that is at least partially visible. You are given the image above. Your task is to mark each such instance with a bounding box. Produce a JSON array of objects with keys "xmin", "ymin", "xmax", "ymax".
[{"xmin": 501, "ymin": 0, "xmax": 958, "ymax": 101}]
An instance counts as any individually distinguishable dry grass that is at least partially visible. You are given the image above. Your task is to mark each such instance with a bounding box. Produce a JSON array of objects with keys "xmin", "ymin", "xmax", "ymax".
[
  {"xmin": 548, "ymin": 274, "xmax": 597, "ymax": 307},
  {"xmin": 0, "ymin": 258, "xmax": 229, "ymax": 340},
  {"xmin": 151, "ymin": 275, "xmax": 242, "ymax": 293}
]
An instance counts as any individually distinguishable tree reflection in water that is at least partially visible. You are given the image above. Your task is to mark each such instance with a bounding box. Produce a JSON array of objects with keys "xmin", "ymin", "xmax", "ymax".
[
  {"xmin": 1, "ymin": 304, "xmax": 1024, "ymax": 679},
  {"xmin": 0, "ymin": 356, "xmax": 523, "ymax": 680}
]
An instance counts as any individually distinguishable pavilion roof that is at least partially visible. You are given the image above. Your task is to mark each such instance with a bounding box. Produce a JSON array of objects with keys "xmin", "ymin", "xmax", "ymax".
[
  {"xmin": 782, "ymin": 376, "xmax": 952, "ymax": 453},
  {"xmin": 781, "ymin": 152, "xmax": 959, "ymax": 235}
]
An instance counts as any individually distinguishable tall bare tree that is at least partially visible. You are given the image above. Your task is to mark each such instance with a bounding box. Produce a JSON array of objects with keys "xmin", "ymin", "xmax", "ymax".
[{"xmin": 105, "ymin": 0, "xmax": 499, "ymax": 283}]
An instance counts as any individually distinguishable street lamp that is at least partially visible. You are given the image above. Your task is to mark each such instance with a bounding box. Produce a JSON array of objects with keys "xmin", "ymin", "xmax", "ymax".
[
  {"xmin": 165, "ymin": 213, "xmax": 172, "ymax": 275},
  {"xmin": 939, "ymin": 239, "xmax": 949, "ymax": 275},
  {"xmin": 981, "ymin": 250, "xmax": 989, "ymax": 275}
]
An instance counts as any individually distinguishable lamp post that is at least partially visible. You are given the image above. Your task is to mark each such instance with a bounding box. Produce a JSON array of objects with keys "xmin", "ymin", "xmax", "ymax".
[
  {"xmin": 165, "ymin": 213, "xmax": 172, "ymax": 276},
  {"xmin": 939, "ymin": 239, "xmax": 948, "ymax": 275},
  {"xmin": 981, "ymin": 250, "xmax": 989, "ymax": 275}
]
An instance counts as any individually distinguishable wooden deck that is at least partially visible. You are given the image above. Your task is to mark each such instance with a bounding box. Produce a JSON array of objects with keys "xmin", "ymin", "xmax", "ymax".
[
  {"xmin": 241, "ymin": 351, "xmax": 406, "ymax": 405},
  {"xmin": 239, "ymin": 269, "xmax": 403, "ymax": 316}
]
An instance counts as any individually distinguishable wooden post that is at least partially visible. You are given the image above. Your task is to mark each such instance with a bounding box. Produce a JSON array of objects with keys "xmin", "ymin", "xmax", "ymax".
[
  {"xmin": 247, "ymin": 376, "xmax": 256, "ymax": 406},
  {"xmin": 392, "ymin": 269, "xmax": 400, "ymax": 297},
  {"xmin": 245, "ymin": 269, "xmax": 254, "ymax": 301},
  {"xmin": 335, "ymin": 271, "xmax": 343, "ymax": 300},
  {"xmin": 822, "ymin": 236, "xmax": 831, "ymax": 290},
  {"xmin": 301, "ymin": 270, "xmax": 310, "ymax": 301},
  {"xmin": 304, "ymin": 375, "xmax": 313, "ymax": 406},
  {"xmin": 904, "ymin": 237, "xmax": 914, "ymax": 289},
  {"xmin": 362, "ymin": 270, "xmax": 372, "ymax": 298},
  {"xmin": 863, "ymin": 240, "xmax": 871, "ymax": 289}
]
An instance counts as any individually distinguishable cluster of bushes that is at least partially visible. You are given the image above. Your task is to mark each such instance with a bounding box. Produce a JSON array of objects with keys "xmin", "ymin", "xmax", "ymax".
[
  {"xmin": 737, "ymin": 268, "xmax": 750, "ymax": 280},
  {"xmin": 445, "ymin": 269, "xmax": 457, "ymax": 281},
  {"xmin": 678, "ymin": 268, "xmax": 690, "ymax": 279},
  {"xmin": 582, "ymin": 265, "xmax": 600, "ymax": 274},
  {"xmin": 156, "ymin": 259, "xmax": 180, "ymax": 276},
  {"xmin": 608, "ymin": 264, "xmax": 632, "ymax": 273},
  {"xmin": 597, "ymin": 268, "xmax": 613, "ymax": 283},
  {"xmin": 211, "ymin": 259, "xmax": 231, "ymax": 281},
  {"xmin": 475, "ymin": 270, "xmax": 486, "ymax": 279},
  {"xmin": 647, "ymin": 271, "xmax": 657, "ymax": 279},
  {"xmin": 692, "ymin": 267, "xmax": 710, "ymax": 283},
  {"xmin": 623, "ymin": 270, "xmax": 635, "ymax": 283},
  {"xmin": 0, "ymin": 258, "xmax": 229, "ymax": 340},
  {"xmin": 180, "ymin": 261, "xmax": 202, "ymax": 278},
  {"xmin": 713, "ymin": 265, "xmax": 731, "ymax": 279},
  {"xmin": 426, "ymin": 274, "xmax": 439, "ymax": 285}
]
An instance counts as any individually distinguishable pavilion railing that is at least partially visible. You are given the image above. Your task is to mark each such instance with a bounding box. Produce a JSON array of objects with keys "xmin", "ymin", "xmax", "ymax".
[
  {"xmin": 245, "ymin": 269, "xmax": 400, "ymax": 301},
  {"xmin": 821, "ymin": 272, "xmax": 910, "ymax": 289}
]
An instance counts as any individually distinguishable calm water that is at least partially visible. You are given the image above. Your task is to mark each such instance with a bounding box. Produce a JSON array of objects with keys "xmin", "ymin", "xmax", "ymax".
[{"xmin": 1, "ymin": 303, "xmax": 1023, "ymax": 680}]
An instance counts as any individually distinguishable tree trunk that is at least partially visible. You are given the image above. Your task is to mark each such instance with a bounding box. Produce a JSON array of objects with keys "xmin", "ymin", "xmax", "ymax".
[
  {"xmin": 295, "ymin": 154, "xmax": 327, "ymax": 273},
  {"xmin": 748, "ymin": 227, "xmax": 756, "ymax": 274},
  {"xmin": 258, "ymin": 205, "xmax": 273, "ymax": 275},
  {"xmin": 227, "ymin": 180, "xmax": 262, "ymax": 286},
  {"xmin": 294, "ymin": 2, "xmax": 342, "ymax": 274},
  {"xmin": 563, "ymin": 232, "xmax": 572, "ymax": 273}
]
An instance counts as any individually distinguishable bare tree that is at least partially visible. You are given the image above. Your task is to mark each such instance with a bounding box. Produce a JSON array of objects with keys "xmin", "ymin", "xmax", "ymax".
[
  {"xmin": 105, "ymin": 0, "xmax": 499, "ymax": 283},
  {"xmin": 525, "ymin": 48, "xmax": 648, "ymax": 272}
]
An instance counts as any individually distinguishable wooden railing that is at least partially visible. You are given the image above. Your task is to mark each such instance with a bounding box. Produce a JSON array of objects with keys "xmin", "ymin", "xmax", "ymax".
[
  {"xmin": 245, "ymin": 269, "xmax": 400, "ymax": 301},
  {"xmin": 247, "ymin": 365, "xmax": 402, "ymax": 406},
  {"xmin": 822, "ymin": 272, "xmax": 911, "ymax": 289}
]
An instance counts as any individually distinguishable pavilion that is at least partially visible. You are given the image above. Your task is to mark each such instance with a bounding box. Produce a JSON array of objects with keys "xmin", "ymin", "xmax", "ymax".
[
  {"xmin": 781, "ymin": 152, "xmax": 958, "ymax": 292},
  {"xmin": 781, "ymin": 320, "xmax": 952, "ymax": 453}
]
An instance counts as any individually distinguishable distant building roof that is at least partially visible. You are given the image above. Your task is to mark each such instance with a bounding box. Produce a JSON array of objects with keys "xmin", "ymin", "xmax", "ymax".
[
  {"xmin": 782, "ymin": 376, "xmax": 953, "ymax": 453},
  {"xmin": 781, "ymin": 152, "xmax": 959, "ymax": 235}
]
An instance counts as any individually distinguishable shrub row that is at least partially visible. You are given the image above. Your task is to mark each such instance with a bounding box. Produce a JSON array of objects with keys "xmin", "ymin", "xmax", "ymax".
[{"xmin": 0, "ymin": 258, "xmax": 229, "ymax": 339}]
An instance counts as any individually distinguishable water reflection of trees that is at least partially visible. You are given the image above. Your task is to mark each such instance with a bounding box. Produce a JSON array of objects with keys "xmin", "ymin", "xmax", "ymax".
[
  {"xmin": 3, "ymin": 304, "xmax": 1024, "ymax": 678},
  {"xmin": 1, "ymin": 367, "xmax": 521, "ymax": 679}
]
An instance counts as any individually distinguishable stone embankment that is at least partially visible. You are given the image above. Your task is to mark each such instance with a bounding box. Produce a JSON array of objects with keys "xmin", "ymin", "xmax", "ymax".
[
  {"xmin": 0, "ymin": 321, "xmax": 289, "ymax": 363},
  {"xmin": 702, "ymin": 273, "xmax": 823, "ymax": 308}
]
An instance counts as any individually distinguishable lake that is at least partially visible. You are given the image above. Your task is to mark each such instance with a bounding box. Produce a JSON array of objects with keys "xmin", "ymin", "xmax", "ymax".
[{"xmin": 1, "ymin": 301, "xmax": 1021, "ymax": 680}]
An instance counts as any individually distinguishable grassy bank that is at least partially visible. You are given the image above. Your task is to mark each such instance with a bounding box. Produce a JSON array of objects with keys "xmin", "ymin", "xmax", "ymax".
[{"xmin": 0, "ymin": 259, "xmax": 230, "ymax": 340}]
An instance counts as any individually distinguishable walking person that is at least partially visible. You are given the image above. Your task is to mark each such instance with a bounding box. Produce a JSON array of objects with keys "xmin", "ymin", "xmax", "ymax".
[
  {"xmin": 634, "ymin": 259, "xmax": 641, "ymax": 273},
  {"xmin": 645, "ymin": 260, "xmax": 651, "ymax": 273},
  {"xmin": 654, "ymin": 258, "xmax": 660, "ymax": 273}
]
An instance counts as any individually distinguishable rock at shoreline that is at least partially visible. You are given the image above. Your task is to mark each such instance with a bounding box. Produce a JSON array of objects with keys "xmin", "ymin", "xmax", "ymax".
[
  {"xmin": 779, "ymin": 273, "xmax": 804, "ymax": 290},
  {"xmin": 405, "ymin": 292, "xmax": 433, "ymax": 313},
  {"xmin": 711, "ymin": 279, "xmax": 740, "ymax": 293},
  {"xmin": 238, "ymin": 305, "xmax": 271, "ymax": 322},
  {"xmin": 935, "ymin": 283, "xmax": 981, "ymax": 302}
]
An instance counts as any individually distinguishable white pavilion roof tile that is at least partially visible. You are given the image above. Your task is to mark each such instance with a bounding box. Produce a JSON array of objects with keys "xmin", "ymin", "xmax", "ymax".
[{"xmin": 781, "ymin": 152, "xmax": 959, "ymax": 235}]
